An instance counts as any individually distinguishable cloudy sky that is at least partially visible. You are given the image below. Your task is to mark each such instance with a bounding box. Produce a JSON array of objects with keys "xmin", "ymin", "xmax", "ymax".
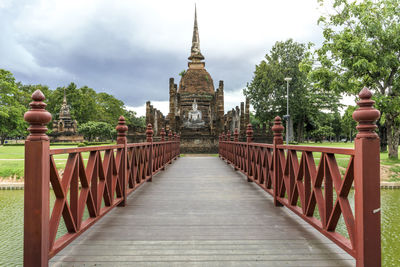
[{"xmin": 0, "ymin": 0, "xmax": 332, "ymax": 116}]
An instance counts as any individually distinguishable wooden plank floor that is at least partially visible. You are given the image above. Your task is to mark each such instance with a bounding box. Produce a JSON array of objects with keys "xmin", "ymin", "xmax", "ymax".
[{"xmin": 50, "ymin": 157, "xmax": 355, "ymax": 266}]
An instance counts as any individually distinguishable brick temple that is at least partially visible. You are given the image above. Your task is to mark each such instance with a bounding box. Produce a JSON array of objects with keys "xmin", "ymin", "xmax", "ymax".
[
  {"xmin": 50, "ymin": 89, "xmax": 83, "ymax": 142},
  {"xmin": 145, "ymin": 7, "xmax": 255, "ymax": 152}
]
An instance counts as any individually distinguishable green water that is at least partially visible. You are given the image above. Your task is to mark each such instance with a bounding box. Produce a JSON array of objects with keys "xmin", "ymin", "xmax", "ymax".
[{"xmin": 0, "ymin": 190, "xmax": 399, "ymax": 266}]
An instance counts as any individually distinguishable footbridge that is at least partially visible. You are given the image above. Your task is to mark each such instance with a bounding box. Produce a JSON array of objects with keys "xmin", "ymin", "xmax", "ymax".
[{"xmin": 23, "ymin": 88, "xmax": 381, "ymax": 266}]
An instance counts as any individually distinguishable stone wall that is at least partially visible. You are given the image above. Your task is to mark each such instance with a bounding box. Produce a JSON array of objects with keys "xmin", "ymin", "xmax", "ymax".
[
  {"xmin": 146, "ymin": 101, "xmax": 165, "ymax": 136},
  {"xmin": 50, "ymin": 134, "xmax": 84, "ymax": 143},
  {"xmin": 179, "ymin": 134, "xmax": 218, "ymax": 153}
]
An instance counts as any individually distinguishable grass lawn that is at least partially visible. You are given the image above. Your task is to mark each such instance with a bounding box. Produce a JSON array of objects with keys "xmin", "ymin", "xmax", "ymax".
[
  {"xmin": 0, "ymin": 144, "xmax": 112, "ymax": 179},
  {"xmin": 298, "ymin": 142, "xmax": 400, "ymax": 181},
  {"xmin": 1, "ymin": 142, "xmax": 399, "ymax": 181},
  {"xmin": 298, "ymin": 142, "xmax": 400, "ymax": 163}
]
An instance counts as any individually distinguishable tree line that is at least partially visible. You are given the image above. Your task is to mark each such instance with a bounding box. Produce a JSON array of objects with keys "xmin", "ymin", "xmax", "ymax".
[
  {"xmin": 0, "ymin": 69, "xmax": 145, "ymax": 144},
  {"xmin": 245, "ymin": 0, "xmax": 400, "ymax": 159}
]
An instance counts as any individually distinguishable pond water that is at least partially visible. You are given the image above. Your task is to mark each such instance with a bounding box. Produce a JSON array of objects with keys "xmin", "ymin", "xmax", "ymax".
[{"xmin": 0, "ymin": 189, "xmax": 399, "ymax": 266}]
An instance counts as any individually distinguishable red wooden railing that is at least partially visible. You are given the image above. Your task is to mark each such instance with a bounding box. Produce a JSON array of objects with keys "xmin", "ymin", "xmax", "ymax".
[
  {"xmin": 23, "ymin": 90, "xmax": 180, "ymax": 267},
  {"xmin": 219, "ymin": 87, "xmax": 381, "ymax": 267}
]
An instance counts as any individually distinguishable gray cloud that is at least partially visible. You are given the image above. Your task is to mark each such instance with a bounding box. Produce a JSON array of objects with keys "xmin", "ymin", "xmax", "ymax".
[{"xmin": 0, "ymin": 0, "xmax": 324, "ymax": 107}]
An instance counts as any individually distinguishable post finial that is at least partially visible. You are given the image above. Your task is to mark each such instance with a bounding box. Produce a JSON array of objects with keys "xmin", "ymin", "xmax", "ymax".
[
  {"xmin": 272, "ymin": 116, "xmax": 284, "ymax": 143},
  {"xmin": 174, "ymin": 132, "xmax": 177, "ymax": 141},
  {"xmin": 160, "ymin": 128, "xmax": 166, "ymax": 141},
  {"xmin": 246, "ymin": 124, "xmax": 253, "ymax": 143},
  {"xmin": 227, "ymin": 131, "xmax": 231, "ymax": 141},
  {"xmin": 116, "ymin": 116, "xmax": 128, "ymax": 139},
  {"xmin": 352, "ymin": 87, "xmax": 380, "ymax": 139},
  {"xmin": 24, "ymin": 90, "xmax": 52, "ymax": 141},
  {"xmin": 222, "ymin": 132, "xmax": 226, "ymax": 141},
  {"xmin": 168, "ymin": 130, "xmax": 173, "ymax": 141},
  {"xmin": 234, "ymin": 128, "xmax": 239, "ymax": 142},
  {"xmin": 146, "ymin": 123, "xmax": 153, "ymax": 142}
]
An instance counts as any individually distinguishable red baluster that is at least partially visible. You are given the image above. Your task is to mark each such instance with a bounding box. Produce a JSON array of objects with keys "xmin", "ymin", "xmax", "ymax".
[
  {"xmin": 24, "ymin": 90, "xmax": 52, "ymax": 267},
  {"xmin": 352, "ymin": 87, "xmax": 381, "ymax": 267},
  {"xmin": 160, "ymin": 128, "xmax": 166, "ymax": 142},
  {"xmin": 116, "ymin": 116, "xmax": 128, "ymax": 206},
  {"xmin": 146, "ymin": 124, "xmax": 153, "ymax": 182},
  {"xmin": 272, "ymin": 116, "xmax": 284, "ymax": 207},
  {"xmin": 246, "ymin": 124, "xmax": 253, "ymax": 182}
]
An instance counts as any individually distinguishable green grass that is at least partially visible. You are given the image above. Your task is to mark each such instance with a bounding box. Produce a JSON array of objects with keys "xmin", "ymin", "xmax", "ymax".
[
  {"xmin": 298, "ymin": 142, "xmax": 355, "ymax": 148},
  {"xmin": 389, "ymin": 166, "xmax": 400, "ymax": 182},
  {"xmin": 0, "ymin": 161, "xmax": 24, "ymax": 179},
  {"xmin": 299, "ymin": 142, "xmax": 400, "ymax": 165},
  {"xmin": 0, "ymin": 144, "xmax": 111, "ymax": 179}
]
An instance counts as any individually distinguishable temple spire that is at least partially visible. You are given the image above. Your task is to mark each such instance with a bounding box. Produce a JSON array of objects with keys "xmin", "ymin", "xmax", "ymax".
[
  {"xmin": 188, "ymin": 4, "xmax": 204, "ymax": 62},
  {"xmin": 63, "ymin": 88, "xmax": 67, "ymax": 104}
]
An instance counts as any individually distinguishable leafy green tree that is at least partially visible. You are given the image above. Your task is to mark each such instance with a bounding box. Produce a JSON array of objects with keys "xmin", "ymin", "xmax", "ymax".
[
  {"xmin": 245, "ymin": 39, "xmax": 340, "ymax": 142},
  {"xmin": 78, "ymin": 121, "xmax": 115, "ymax": 141},
  {"xmin": 0, "ymin": 69, "xmax": 28, "ymax": 144},
  {"xmin": 4, "ymin": 72, "xmax": 145, "ymax": 143},
  {"xmin": 311, "ymin": 125, "xmax": 334, "ymax": 143},
  {"xmin": 124, "ymin": 110, "xmax": 146, "ymax": 129},
  {"xmin": 341, "ymin": 106, "xmax": 357, "ymax": 142},
  {"xmin": 96, "ymin": 92, "xmax": 125, "ymax": 125},
  {"xmin": 313, "ymin": 0, "xmax": 400, "ymax": 158}
]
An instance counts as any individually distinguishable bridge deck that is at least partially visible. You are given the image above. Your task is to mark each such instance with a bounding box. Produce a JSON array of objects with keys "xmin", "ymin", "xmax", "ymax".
[{"xmin": 50, "ymin": 157, "xmax": 355, "ymax": 266}]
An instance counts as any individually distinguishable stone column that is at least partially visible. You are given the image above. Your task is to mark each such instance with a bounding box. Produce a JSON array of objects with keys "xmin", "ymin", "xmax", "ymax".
[
  {"xmin": 240, "ymin": 102, "xmax": 245, "ymax": 137},
  {"xmin": 245, "ymin": 97, "xmax": 250, "ymax": 127}
]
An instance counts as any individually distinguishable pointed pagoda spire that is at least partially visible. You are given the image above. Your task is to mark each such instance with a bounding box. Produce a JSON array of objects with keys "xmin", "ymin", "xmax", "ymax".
[
  {"xmin": 188, "ymin": 4, "xmax": 204, "ymax": 62},
  {"xmin": 63, "ymin": 88, "xmax": 67, "ymax": 104}
]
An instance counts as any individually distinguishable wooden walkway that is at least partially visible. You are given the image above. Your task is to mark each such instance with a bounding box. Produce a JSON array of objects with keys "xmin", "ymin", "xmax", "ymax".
[{"xmin": 50, "ymin": 157, "xmax": 355, "ymax": 266}]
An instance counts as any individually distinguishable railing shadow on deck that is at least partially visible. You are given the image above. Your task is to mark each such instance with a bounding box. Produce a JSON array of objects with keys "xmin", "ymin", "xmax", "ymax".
[
  {"xmin": 219, "ymin": 87, "xmax": 381, "ymax": 267},
  {"xmin": 23, "ymin": 90, "xmax": 180, "ymax": 267}
]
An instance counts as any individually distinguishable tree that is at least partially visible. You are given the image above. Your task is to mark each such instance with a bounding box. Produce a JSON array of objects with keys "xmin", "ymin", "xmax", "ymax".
[
  {"xmin": 96, "ymin": 92, "xmax": 125, "ymax": 125},
  {"xmin": 78, "ymin": 121, "xmax": 115, "ymax": 141},
  {"xmin": 124, "ymin": 110, "xmax": 146, "ymax": 130},
  {"xmin": 341, "ymin": 106, "xmax": 357, "ymax": 142},
  {"xmin": 0, "ymin": 69, "xmax": 27, "ymax": 144},
  {"xmin": 245, "ymin": 39, "xmax": 340, "ymax": 142},
  {"xmin": 313, "ymin": 0, "xmax": 400, "ymax": 158},
  {"xmin": 311, "ymin": 125, "xmax": 334, "ymax": 143}
]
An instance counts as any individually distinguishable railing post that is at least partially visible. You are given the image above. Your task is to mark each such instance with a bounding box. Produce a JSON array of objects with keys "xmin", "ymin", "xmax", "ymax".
[
  {"xmin": 221, "ymin": 132, "xmax": 226, "ymax": 159},
  {"xmin": 234, "ymin": 128, "xmax": 239, "ymax": 142},
  {"xmin": 246, "ymin": 124, "xmax": 253, "ymax": 182},
  {"xmin": 177, "ymin": 134, "xmax": 181, "ymax": 157},
  {"xmin": 116, "ymin": 116, "xmax": 128, "ymax": 206},
  {"xmin": 174, "ymin": 132, "xmax": 177, "ymax": 159},
  {"xmin": 272, "ymin": 116, "xmax": 284, "ymax": 207},
  {"xmin": 160, "ymin": 128, "xmax": 166, "ymax": 170},
  {"xmin": 218, "ymin": 134, "xmax": 222, "ymax": 158},
  {"xmin": 146, "ymin": 124, "xmax": 153, "ymax": 182},
  {"xmin": 352, "ymin": 87, "xmax": 381, "ymax": 267},
  {"xmin": 23, "ymin": 90, "xmax": 52, "ymax": 267},
  {"xmin": 226, "ymin": 131, "xmax": 231, "ymax": 164},
  {"xmin": 168, "ymin": 130, "xmax": 173, "ymax": 163},
  {"xmin": 234, "ymin": 128, "xmax": 239, "ymax": 170}
]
